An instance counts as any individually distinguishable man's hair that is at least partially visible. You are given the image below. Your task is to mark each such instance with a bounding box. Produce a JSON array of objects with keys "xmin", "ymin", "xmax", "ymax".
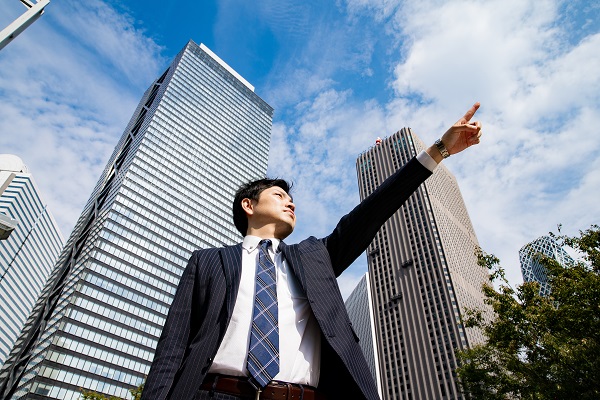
[{"xmin": 232, "ymin": 178, "xmax": 293, "ymax": 236}]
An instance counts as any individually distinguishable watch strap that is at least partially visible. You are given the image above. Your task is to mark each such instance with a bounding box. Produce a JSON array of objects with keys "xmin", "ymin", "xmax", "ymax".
[{"xmin": 435, "ymin": 139, "xmax": 450, "ymax": 158}]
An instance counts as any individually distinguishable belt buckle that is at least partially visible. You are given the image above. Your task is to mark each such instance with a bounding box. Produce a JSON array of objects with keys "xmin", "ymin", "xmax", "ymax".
[{"xmin": 248, "ymin": 377, "xmax": 263, "ymax": 400}]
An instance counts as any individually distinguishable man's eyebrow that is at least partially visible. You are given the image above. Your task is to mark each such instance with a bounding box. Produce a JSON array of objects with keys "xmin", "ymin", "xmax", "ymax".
[{"xmin": 274, "ymin": 188, "xmax": 293, "ymax": 202}]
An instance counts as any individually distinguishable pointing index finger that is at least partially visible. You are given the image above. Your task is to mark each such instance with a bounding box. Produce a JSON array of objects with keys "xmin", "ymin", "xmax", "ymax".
[{"xmin": 463, "ymin": 102, "xmax": 480, "ymax": 122}]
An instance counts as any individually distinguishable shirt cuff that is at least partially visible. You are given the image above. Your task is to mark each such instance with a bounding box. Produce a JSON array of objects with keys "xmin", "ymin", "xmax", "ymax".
[{"xmin": 416, "ymin": 150, "xmax": 438, "ymax": 172}]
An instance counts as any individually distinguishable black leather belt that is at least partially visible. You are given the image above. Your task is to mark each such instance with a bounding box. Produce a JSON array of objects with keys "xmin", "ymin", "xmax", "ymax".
[{"xmin": 200, "ymin": 374, "xmax": 327, "ymax": 400}]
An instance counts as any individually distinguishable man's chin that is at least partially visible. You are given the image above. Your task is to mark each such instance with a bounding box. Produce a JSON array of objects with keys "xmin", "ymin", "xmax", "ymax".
[{"xmin": 275, "ymin": 225, "xmax": 295, "ymax": 240}]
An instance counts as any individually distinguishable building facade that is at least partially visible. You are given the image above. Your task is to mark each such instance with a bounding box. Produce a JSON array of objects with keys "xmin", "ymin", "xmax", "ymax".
[
  {"xmin": 519, "ymin": 235, "xmax": 573, "ymax": 296},
  {"xmin": 0, "ymin": 155, "xmax": 64, "ymax": 368},
  {"xmin": 344, "ymin": 273, "xmax": 382, "ymax": 398},
  {"xmin": 0, "ymin": 41, "xmax": 273, "ymax": 399},
  {"xmin": 356, "ymin": 129, "xmax": 490, "ymax": 400}
]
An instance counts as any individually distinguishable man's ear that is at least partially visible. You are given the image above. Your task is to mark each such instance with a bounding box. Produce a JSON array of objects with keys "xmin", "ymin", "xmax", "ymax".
[{"xmin": 241, "ymin": 198, "xmax": 254, "ymax": 216}]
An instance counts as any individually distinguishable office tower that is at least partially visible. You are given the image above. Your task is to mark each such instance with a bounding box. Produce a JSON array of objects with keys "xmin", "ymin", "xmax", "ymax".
[
  {"xmin": 0, "ymin": 41, "xmax": 273, "ymax": 399},
  {"xmin": 356, "ymin": 129, "xmax": 490, "ymax": 400},
  {"xmin": 0, "ymin": 155, "xmax": 64, "ymax": 368},
  {"xmin": 519, "ymin": 235, "xmax": 573, "ymax": 296},
  {"xmin": 344, "ymin": 273, "xmax": 382, "ymax": 398}
]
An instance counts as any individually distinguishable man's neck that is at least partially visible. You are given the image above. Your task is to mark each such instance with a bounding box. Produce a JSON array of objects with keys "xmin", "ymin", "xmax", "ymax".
[{"xmin": 246, "ymin": 227, "xmax": 291, "ymax": 240}]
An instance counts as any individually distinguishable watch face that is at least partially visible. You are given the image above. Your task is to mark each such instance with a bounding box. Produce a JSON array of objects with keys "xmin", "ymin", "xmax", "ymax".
[{"xmin": 436, "ymin": 140, "xmax": 449, "ymax": 158}]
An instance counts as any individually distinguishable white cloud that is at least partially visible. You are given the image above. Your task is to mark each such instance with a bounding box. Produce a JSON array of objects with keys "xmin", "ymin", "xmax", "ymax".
[
  {"xmin": 392, "ymin": 0, "xmax": 559, "ymax": 107},
  {"xmin": 344, "ymin": 0, "xmax": 401, "ymax": 21},
  {"xmin": 51, "ymin": 0, "xmax": 166, "ymax": 89}
]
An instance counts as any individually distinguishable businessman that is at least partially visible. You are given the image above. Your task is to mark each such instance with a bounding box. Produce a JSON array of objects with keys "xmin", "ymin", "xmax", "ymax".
[{"xmin": 142, "ymin": 103, "xmax": 483, "ymax": 400}]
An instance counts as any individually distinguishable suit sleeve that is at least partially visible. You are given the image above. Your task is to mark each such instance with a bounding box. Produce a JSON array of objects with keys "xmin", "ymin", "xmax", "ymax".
[
  {"xmin": 323, "ymin": 157, "xmax": 432, "ymax": 276},
  {"xmin": 141, "ymin": 250, "xmax": 199, "ymax": 400}
]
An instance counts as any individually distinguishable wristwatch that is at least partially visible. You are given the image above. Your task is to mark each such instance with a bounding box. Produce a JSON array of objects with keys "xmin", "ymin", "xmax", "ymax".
[{"xmin": 435, "ymin": 139, "xmax": 450, "ymax": 158}]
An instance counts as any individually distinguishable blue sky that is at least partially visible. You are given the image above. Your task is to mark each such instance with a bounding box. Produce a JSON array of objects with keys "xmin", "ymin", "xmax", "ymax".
[{"xmin": 1, "ymin": 0, "xmax": 599, "ymax": 298}]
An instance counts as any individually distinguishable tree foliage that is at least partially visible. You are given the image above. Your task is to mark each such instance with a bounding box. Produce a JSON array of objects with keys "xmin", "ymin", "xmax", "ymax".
[
  {"xmin": 456, "ymin": 225, "xmax": 600, "ymax": 399},
  {"xmin": 79, "ymin": 390, "xmax": 122, "ymax": 400},
  {"xmin": 79, "ymin": 382, "xmax": 143, "ymax": 400}
]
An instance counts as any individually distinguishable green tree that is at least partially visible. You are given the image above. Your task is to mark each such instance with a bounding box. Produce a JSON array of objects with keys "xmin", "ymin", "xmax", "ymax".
[
  {"xmin": 129, "ymin": 382, "xmax": 144, "ymax": 400},
  {"xmin": 456, "ymin": 225, "xmax": 600, "ymax": 399},
  {"xmin": 79, "ymin": 382, "xmax": 144, "ymax": 400}
]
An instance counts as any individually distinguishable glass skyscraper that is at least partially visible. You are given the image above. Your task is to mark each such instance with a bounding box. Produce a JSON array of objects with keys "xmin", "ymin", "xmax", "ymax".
[
  {"xmin": 0, "ymin": 155, "xmax": 64, "ymax": 368},
  {"xmin": 0, "ymin": 41, "xmax": 273, "ymax": 400},
  {"xmin": 519, "ymin": 235, "xmax": 573, "ymax": 296},
  {"xmin": 356, "ymin": 129, "xmax": 490, "ymax": 400}
]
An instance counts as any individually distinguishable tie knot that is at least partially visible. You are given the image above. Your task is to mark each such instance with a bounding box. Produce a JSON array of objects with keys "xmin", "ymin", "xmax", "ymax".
[{"xmin": 259, "ymin": 239, "xmax": 272, "ymax": 252}]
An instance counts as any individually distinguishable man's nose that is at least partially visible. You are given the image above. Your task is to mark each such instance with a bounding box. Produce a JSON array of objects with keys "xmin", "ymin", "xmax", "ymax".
[{"xmin": 287, "ymin": 202, "xmax": 295, "ymax": 212}]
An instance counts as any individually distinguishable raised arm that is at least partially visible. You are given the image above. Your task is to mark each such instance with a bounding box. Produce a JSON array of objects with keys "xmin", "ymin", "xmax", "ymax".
[{"xmin": 324, "ymin": 102, "xmax": 483, "ymax": 275}]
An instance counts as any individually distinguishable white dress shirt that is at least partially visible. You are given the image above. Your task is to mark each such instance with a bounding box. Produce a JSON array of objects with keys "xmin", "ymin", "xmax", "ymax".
[{"xmin": 209, "ymin": 236, "xmax": 321, "ymax": 386}]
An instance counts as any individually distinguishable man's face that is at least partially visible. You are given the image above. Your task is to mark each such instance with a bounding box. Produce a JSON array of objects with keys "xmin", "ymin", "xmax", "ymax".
[{"xmin": 247, "ymin": 186, "xmax": 296, "ymax": 239}]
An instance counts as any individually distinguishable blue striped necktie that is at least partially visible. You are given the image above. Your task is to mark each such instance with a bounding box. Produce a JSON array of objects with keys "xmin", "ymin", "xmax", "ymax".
[{"xmin": 247, "ymin": 239, "xmax": 280, "ymax": 388}]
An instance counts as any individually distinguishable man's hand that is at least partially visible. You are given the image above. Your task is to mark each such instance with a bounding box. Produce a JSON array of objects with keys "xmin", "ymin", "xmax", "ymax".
[{"xmin": 427, "ymin": 102, "xmax": 482, "ymax": 163}]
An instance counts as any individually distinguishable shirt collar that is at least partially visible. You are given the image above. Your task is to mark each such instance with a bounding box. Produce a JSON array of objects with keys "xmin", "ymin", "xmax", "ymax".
[{"xmin": 242, "ymin": 235, "xmax": 281, "ymax": 254}]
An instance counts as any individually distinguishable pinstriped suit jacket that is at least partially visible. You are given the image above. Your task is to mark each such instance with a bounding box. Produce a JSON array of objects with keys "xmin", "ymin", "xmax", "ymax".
[{"xmin": 142, "ymin": 157, "xmax": 432, "ymax": 400}]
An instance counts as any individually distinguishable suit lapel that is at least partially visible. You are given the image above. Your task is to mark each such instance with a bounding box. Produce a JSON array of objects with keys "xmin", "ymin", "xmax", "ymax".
[
  {"xmin": 279, "ymin": 241, "xmax": 307, "ymax": 292},
  {"xmin": 220, "ymin": 243, "xmax": 243, "ymax": 317}
]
